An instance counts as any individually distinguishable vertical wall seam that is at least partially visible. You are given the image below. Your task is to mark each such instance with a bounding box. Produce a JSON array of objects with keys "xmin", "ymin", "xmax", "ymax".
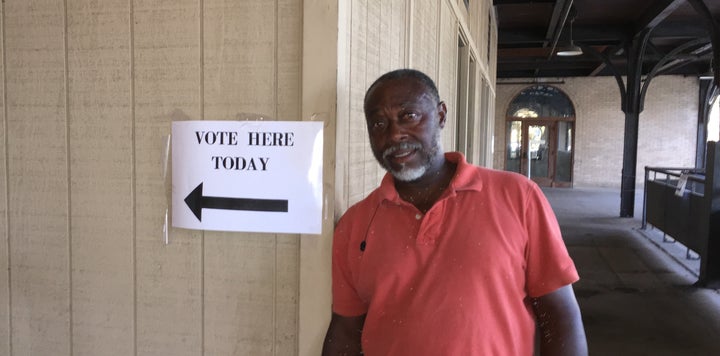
[
  {"xmin": 405, "ymin": 0, "xmax": 412, "ymax": 68},
  {"xmin": 274, "ymin": 0, "xmax": 279, "ymax": 122},
  {"xmin": 347, "ymin": 0, "xmax": 353, "ymax": 207},
  {"xmin": 199, "ymin": 0, "xmax": 205, "ymax": 354},
  {"xmin": 296, "ymin": 1, "xmax": 306, "ymax": 352},
  {"xmin": 363, "ymin": 0, "xmax": 368, "ymax": 194},
  {"xmin": 62, "ymin": 0, "xmax": 73, "ymax": 354},
  {"xmin": 200, "ymin": 0, "xmax": 205, "ymax": 122},
  {"xmin": 436, "ymin": 1, "xmax": 442, "ymax": 80},
  {"xmin": 129, "ymin": 0, "xmax": 137, "ymax": 354},
  {"xmin": 1, "ymin": 0, "xmax": 12, "ymax": 354},
  {"xmin": 273, "ymin": 1, "xmax": 279, "ymax": 354}
]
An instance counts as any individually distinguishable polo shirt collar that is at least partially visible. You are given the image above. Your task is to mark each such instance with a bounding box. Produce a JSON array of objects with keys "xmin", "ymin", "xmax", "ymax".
[{"xmin": 376, "ymin": 151, "xmax": 485, "ymax": 204}]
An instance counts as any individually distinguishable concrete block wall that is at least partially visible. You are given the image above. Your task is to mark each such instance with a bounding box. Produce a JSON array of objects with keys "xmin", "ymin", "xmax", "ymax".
[
  {"xmin": 637, "ymin": 76, "xmax": 699, "ymax": 175},
  {"xmin": 494, "ymin": 76, "xmax": 698, "ymax": 188}
]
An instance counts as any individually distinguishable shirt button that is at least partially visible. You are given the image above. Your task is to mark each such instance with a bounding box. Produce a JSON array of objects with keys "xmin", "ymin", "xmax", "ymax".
[{"xmin": 415, "ymin": 213, "xmax": 422, "ymax": 220}]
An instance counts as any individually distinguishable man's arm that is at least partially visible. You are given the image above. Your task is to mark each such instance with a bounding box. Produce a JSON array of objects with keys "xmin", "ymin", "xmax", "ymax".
[
  {"xmin": 321, "ymin": 312, "xmax": 366, "ymax": 356},
  {"xmin": 532, "ymin": 284, "xmax": 588, "ymax": 356}
]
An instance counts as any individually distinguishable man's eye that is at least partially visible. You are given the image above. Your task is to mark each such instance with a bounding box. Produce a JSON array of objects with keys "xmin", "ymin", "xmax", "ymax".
[
  {"xmin": 372, "ymin": 121, "xmax": 386, "ymax": 129},
  {"xmin": 403, "ymin": 112, "xmax": 419, "ymax": 120}
]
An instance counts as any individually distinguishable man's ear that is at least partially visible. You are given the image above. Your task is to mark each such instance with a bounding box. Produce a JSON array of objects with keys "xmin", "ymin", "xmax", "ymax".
[{"xmin": 437, "ymin": 101, "xmax": 448, "ymax": 128}]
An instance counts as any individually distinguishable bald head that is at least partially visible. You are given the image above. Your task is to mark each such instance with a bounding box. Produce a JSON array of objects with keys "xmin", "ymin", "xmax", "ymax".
[{"xmin": 363, "ymin": 69, "xmax": 440, "ymax": 112}]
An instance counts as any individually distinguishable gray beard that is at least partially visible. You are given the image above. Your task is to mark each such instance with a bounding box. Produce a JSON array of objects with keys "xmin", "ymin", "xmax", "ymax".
[
  {"xmin": 389, "ymin": 163, "xmax": 427, "ymax": 182},
  {"xmin": 381, "ymin": 131, "xmax": 442, "ymax": 182}
]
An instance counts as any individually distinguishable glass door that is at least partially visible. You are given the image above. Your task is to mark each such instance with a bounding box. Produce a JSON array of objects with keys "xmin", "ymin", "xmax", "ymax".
[
  {"xmin": 505, "ymin": 120, "xmax": 573, "ymax": 187},
  {"xmin": 504, "ymin": 85, "xmax": 576, "ymax": 187},
  {"xmin": 506, "ymin": 121, "xmax": 523, "ymax": 174},
  {"xmin": 555, "ymin": 121, "xmax": 573, "ymax": 186},
  {"xmin": 526, "ymin": 122, "xmax": 552, "ymax": 186}
]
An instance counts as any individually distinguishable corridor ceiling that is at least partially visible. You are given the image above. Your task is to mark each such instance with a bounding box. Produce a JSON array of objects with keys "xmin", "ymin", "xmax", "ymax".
[{"xmin": 494, "ymin": 0, "xmax": 720, "ymax": 79}]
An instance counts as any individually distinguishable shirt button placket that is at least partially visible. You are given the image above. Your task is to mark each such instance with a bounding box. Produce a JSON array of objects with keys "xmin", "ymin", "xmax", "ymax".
[{"xmin": 420, "ymin": 205, "xmax": 443, "ymax": 245}]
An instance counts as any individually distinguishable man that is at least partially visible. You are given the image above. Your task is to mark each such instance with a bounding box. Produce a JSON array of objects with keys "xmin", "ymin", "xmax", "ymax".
[{"xmin": 323, "ymin": 69, "xmax": 587, "ymax": 355}]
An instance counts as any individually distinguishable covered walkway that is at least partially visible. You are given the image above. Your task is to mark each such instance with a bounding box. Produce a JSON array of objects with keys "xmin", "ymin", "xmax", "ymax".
[{"xmin": 544, "ymin": 187, "xmax": 720, "ymax": 355}]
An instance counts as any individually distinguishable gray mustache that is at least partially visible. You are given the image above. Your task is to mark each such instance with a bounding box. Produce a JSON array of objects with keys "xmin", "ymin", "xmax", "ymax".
[{"xmin": 383, "ymin": 142, "xmax": 422, "ymax": 159}]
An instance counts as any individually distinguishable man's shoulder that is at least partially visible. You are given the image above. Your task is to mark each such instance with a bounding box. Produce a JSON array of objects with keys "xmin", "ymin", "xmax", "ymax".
[
  {"xmin": 458, "ymin": 163, "xmax": 535, "ymax": 193},
  {"xmin": 479, "ymin": 166, "xmax": 533, "ymax": 185},
  {"xmin": 446, "ymin": 152, "xmax": 533, "ymax": 192}
]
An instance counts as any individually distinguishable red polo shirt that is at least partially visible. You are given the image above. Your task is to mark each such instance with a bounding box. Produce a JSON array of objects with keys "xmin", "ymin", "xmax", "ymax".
[{"xmin": 331, "ymin": 152, "xmax": 579, "ymax": 355}]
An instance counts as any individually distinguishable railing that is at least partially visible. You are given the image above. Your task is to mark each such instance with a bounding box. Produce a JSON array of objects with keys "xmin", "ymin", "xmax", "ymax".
[
  {"xmin": 642, "ymin": 168, "xmax": 705, "ymax": 209},
  {"xmin": 642, "ymin": 168, "xmax": 705, "ymax": 254},
  {"xmin": 642, "ymin": 141, "xmax": 719, "ymax": 287}
]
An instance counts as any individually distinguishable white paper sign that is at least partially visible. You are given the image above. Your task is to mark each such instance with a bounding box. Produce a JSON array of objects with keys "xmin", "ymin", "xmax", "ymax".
[
  {"xmin": 675, "ymin": 173, "xmax": 688, "ymax": 197},
  {"xmin": 172, "ymin": 120, "xmax": 323, "ymax": 234}
]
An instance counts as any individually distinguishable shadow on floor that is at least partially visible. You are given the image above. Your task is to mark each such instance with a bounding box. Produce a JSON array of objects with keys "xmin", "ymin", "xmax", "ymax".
[{"xmin": 543, "ymin": 187, "xmax": 720, "ymax": 356}]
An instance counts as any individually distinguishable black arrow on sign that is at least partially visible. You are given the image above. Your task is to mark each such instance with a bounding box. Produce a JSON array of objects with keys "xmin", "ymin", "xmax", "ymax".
[{"xmin": 184, "ymin": 182, "xmax": 289, "ymax": 221}]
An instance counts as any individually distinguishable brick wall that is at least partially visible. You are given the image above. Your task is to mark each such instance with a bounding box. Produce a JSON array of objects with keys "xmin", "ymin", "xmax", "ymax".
[{"xmin": 494, "ymin": 76, "xmax": 698, "ymax": 188}]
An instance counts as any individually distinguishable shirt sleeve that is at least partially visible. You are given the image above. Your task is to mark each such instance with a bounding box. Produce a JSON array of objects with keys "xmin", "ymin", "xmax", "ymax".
[
  {"xmin": 331, "ymin": 211, "xmax": 369, "ymax": 317},
  {"xmin": 523, "ymin": 182, "xmax": 579, "ymax": 298}
]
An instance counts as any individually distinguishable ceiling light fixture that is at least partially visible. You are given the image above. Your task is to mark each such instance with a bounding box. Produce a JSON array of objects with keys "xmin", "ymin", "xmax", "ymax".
[{"xmin": 557, "ymin": 18, "xmax": 583, "ymax": 57}]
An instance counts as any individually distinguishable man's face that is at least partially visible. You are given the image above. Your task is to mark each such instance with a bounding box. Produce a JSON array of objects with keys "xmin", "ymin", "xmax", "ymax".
[{"xmin": 363, "ymin": 78, "xmax": 446, "ymax": 181}]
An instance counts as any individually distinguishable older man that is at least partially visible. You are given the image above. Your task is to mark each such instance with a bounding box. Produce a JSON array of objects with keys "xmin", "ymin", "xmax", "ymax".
[{"xmin": 323, "ymin": 69, "xmax": 587, "ymax": 355}]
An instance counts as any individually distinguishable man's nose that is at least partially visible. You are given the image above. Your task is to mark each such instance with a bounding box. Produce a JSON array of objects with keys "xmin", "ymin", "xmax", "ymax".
[{"xmin": 388, "ymin": 120, "xmax": 408, "ymax": 142}]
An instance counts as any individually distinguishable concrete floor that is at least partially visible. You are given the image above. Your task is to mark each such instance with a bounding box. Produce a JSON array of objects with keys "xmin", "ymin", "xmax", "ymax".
[{"xmin": 542, "ymin": 187, "xmax": 720, "ymax": 356}]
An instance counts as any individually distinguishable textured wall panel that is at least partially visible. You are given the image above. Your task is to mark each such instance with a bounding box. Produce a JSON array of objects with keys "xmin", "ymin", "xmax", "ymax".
[
  {"xmin": 133, "ymin": 1, "xmax": 202, "ymax": 354},
  {"xmin": 277, "ymin": 0, "xmax": 302, "ymax": 122},
  {"xmin": 203, "ymin": 234, "xmax": 276, "ymax": 355},
  {"xmin": 363, "ymin": 0, "xmax": 382, "ymax": 195},
  {"xmin": 202, "ymin": 1, "xmax": 276, "ymax": 354},
  {"xmin": 390, "ymin": 0, "xmax": 407, "ymax": 68},
  {"xmin": 348, "ymin": 0, "xmax": 370, "ymax": 206},
  {"xmin": 204, "ymin": 0, "xmax": 275, "ymax": 118},
  {"xmin": 202, "ymin": 1, "xmax": 301, "ymax": 355},
  {"xmin": 0, "ymin": 3, "xmax": 8, "ymax": 355},
  {"xmin": 438, "ymin": 0, "xmax": 457, "ymax": 150},
  {"xmin": 274, "ymin": 0, "xmax": 302, "ymax": 354},
  {"xmin": 66, "ymin": 1, "xmax": 134, "ymax": 355},
  {"xmin": 5, "ymin": 0, "xmax": 70, "ymax": 354},
  {"xmin": 410, "ymin": 0, "xmax": 438, "ymax": 77}
]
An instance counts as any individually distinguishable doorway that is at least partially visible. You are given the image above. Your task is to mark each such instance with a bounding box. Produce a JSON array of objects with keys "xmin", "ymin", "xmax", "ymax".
[
  {"xmin": 506, "ymin": 119, "xmax": 574, "ymax": 187},
  {"xmin": 504, "ymin": 85, "xmax": 576, "ymax": 187}
]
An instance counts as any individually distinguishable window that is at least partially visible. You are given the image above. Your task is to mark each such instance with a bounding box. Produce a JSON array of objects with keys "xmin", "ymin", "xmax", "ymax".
[
  {"xmin": 455, "ymin": 33, "xmax": 475, "ymax": 161},
  {"xmin": 487, "ymin": 13, "xmax": 492, "ymax": 62},
  {"xmin": 507, "ymin": 85, "xmax": 575, "ymax": 118},
  {"xmin": 709, "ymin": 94, "xmax": 719, "ymax": 142}
]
